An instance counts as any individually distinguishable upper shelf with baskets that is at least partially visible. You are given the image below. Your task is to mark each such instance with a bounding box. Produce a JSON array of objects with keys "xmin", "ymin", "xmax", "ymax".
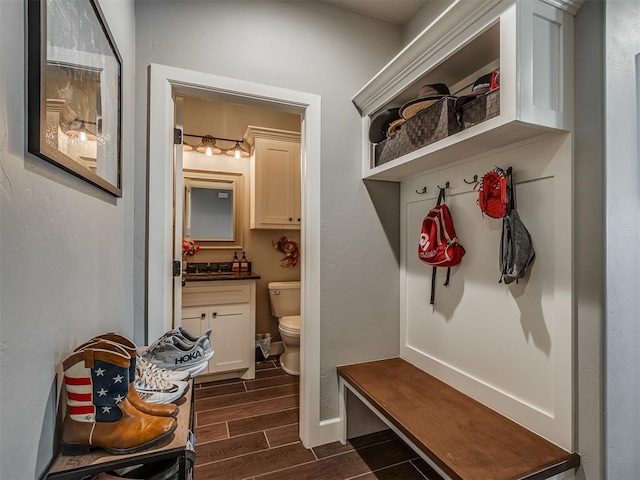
[{"xmin": 353, "ymin": 0, "xmax": 583, "ymax": 182}]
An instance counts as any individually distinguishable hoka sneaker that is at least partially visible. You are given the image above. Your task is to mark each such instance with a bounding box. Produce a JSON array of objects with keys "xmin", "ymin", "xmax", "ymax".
[
  {"xmin": 134, "ymin": 367, "xmax": 189, "ymax": 404},
  {"xmin": 137, "ymin": 355, "xmax": 191, "ymax": 382},
  {"xmin": 143, "ymin": 334, "xmax": 213, "ymax": 375},
  {"xmin": 150, "ymin": 328, "xmax": 213, "ymax": 358}
]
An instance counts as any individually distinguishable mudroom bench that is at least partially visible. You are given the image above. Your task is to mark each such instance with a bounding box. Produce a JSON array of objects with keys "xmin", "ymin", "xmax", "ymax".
[{"xmin": 337, "ymin": 358, "xmax": 580, "ymax": 480}]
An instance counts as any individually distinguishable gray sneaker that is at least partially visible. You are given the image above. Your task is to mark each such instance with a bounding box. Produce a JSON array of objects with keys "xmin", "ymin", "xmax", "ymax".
[
  {"xmin": 144, "ymin": 334, "xmax": 214, "ymax": 375},
  {"xmin": 151, "ymin": 328, "xmax": 213, "ymax": 357}
]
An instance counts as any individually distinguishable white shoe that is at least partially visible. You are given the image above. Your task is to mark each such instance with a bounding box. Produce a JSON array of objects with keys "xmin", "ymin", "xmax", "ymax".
[
  {"xmin": 134, "ymin": 368, "xmax": 189, "ymax": 404},
  {"xmin": 137, "ymin": 355, "xmax": 190, "ymax": 382}
]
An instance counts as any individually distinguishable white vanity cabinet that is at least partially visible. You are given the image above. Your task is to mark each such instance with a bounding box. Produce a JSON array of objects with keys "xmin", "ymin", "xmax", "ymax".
[
  {"xmin": 181, "ymin": 281, "xmax": 256, "ymax": 381},
  {"xmin": 244, "ymin": 126, "xmax": 301, "ymax": 230}
]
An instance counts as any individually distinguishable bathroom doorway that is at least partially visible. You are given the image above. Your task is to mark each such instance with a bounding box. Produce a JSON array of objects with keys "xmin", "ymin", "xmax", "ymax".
[
  {"xmin": 146, "ymin": 64, "xmax": 327, "ymax": 448},
  {"xmin": 174, "ymin": 95, "xmax": 303, "ymax": 350}
]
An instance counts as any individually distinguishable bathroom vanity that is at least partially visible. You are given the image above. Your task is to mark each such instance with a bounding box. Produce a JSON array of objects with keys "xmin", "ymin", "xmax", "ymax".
[{"xmin": 181, "ymin": 272, "xmax": 259, "ymax": 382}]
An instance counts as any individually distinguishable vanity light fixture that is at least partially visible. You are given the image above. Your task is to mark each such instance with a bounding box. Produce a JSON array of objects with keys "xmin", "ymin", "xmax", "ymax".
[
  {"xmin": 225, "ymin": 141, "xmax": 250, "ymax": 159},
  {"xmin": 195, "ymin": 135, "xmax": 222, "ymax": 156},
  {"xmin": 184, "ymin": 133, "xmax": 250, "ymax": 158},
  {"xmin": 67, "ymin": 118, "xmax": 98, "ymax": 142}
]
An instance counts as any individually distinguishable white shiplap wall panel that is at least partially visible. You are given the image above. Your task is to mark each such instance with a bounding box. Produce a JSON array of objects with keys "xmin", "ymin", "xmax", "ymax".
[{"xmin": 400, "ymin": 132, "xmax": 573, "ymax": 449}]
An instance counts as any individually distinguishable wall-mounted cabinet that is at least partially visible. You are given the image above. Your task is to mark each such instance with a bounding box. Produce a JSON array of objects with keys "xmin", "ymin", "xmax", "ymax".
[
  {"xmin": 244, "ymin": 126, "xmax": 301, "ymax": 230},
  {"xmin": 353, "ymin": 0, "xmax": 582, "ymax": 181},
  {"xmin": 181, "ymin": 281, "xmax": 256, "ymax": 381}
]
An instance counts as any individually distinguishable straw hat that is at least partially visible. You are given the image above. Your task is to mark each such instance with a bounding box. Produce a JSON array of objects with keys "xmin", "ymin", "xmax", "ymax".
[
  {"xmin": 386, "ymin": 118, "xmax": 405, "ymax": 138},
  {"xmin": 399, "ymin": 83, "xmax": 451, "ymax": 120}
]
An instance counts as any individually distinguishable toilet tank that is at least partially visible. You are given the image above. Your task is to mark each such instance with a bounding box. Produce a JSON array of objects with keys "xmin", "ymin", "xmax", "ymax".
[{"xmin": 268, "ymin": 281, "xmax": 301, "ymax": 317}]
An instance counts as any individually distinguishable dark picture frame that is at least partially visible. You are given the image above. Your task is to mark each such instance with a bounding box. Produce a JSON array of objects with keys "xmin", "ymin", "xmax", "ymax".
[{"xmin": 28, "ymin": 0, "xmax": 122, "ymax": 197}]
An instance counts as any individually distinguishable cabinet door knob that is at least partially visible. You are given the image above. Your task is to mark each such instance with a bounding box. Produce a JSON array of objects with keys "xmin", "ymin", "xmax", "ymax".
[
  {"xmin": 297, "ymin": 218, "xmax": 301, "ymax": 222},
  {"xmin": 201, "ymin": 313, "xmax": 206, "ymax": 318},
  {"xmin": 212, "ymin": 312, "xmax": 217, "ymax": 318},
  {"xmin": 289, "ymin": 217, "xmax": 293, "ymax": 221}
]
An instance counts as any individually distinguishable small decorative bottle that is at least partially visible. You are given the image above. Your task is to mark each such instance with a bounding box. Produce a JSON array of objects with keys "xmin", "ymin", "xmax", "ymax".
[
  {"xmin": 232, "ymin": 251, "xmax": 240, "ymax": 272},
  {"xmin": 240, "ymin": 252, "xmax": 249, "ymax": 272}
]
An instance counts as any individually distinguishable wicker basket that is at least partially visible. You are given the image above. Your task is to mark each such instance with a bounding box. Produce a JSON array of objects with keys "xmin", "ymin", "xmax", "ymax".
[
  {"xmin": 373, "ymin": 89, "xmax": 501, "ymax": 167},
  {"xmin": 460, "ymin": 88, "xmax": 500, "ymax": 129},
  {"xmin": 375, "ymin": 98, "xmax": 461, "ymax": 167}
]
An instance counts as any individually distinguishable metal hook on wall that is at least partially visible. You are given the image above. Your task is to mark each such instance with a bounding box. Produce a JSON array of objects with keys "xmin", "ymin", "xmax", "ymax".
[
  {"xmin": 437, "ymin": 181, "xmax": 450, "ymax": 190},
  {"xmin": 416, "ymin": 186, "xmax": 427, "ymax": 194},
  {"xmin": 463, "ymin": 175, "xmax": 478, "ymax": 185}
]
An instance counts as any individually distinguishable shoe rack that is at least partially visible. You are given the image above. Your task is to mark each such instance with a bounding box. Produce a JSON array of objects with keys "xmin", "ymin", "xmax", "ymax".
[{"xmin": 44, "ymin": 380, "xmax": 195, "ymax": 480}]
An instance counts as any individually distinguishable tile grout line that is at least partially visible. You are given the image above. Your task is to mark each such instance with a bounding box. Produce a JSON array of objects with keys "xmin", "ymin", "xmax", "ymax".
[
  {"xmin": 197, "ymin": 381, "xmax": 297, "ymax": 398},
  {"xmin": 195, "ymin": 382, "xmax": 299, "ymax": 404},
  {"xmin": 410, "ymin": 459, "xmax": 437, "ymax": 480},
  {"xmin": 250, "ymin": 453, "xmax": 337, "ymax": 480},
  {"xmin": 195, "ymin": 393, "xmax": 299, "ymax": 416},
  {"xmin": 343, "ymin": 459, "xmax": 420, "ymax": 480},
  {"xmin": 313, "ymin": 438, "xmax": 401, "ymax": 461},
  {"xmin": 193, "ymin": 440, "xmax": 280, "ymax": 469},
  {"xmin": 196, "ymin": 408, "xmax": 298, "ymax": 429}
]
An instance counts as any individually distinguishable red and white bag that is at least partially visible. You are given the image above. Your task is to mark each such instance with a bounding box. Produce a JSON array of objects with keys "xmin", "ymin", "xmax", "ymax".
[
  {"xmin": 478, "ymin": 167, "xmax": 508, "ymax": 219},
  {"xmin": 418, "ymin": 188, "xmax": 465, "ymax": 304}
]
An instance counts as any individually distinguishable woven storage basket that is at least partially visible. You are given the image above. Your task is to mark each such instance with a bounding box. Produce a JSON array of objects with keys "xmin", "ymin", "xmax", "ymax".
[
  {"xmin": 375, "ymin": 97, "xmax": 460, "ymax": 167},
  {"xmin": 460, "ymin": 88, "xmax": 500, "ymax": 129}
]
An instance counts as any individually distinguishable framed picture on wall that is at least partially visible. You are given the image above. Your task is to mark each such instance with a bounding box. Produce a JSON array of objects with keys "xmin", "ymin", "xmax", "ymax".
[{"xmin": 27, "ymin": 0, "xmax": 122, "ymax": 197}]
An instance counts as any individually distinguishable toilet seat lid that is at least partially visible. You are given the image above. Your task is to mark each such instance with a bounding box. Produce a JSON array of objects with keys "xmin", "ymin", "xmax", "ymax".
[{"xmin": 280, "ymin": 315, "xmax": 300, "ymax": 330}]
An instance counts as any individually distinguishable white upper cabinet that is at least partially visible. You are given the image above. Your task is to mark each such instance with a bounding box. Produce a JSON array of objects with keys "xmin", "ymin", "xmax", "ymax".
[
  {"xmin": 245, "ymin": 126, "xmax": 301, "ymax": 230},
  {"xmin": 353, "ymin": 0, "xmax": 583, "ymax": 181}
]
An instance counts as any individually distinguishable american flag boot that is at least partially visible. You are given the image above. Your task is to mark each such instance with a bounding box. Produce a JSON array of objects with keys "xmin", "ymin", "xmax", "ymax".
[
  {"xmin": 60, "ymin": 345, "xmax": 177, "ymax": 455},
  {"xmin": 79, "ymin": 336, "xmax": 180, "ymax": 418}
]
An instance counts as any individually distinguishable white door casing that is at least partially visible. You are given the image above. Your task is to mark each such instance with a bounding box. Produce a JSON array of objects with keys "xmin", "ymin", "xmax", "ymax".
[
  {"xmin": 173, "ymin": 96, "xmax": 184, "ymax": 327},
  {"xmin": 147, "ymin": 64, "xmax": 326, "ymax": 447}
]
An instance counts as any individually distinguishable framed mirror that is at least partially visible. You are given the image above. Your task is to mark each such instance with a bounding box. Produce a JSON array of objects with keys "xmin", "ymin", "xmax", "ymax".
[
  {"xmin": 183, "ymin": 170, "xmax": 243, "ymax": 249},
  {"xmin": 27, "ymin": 0, "xmax": 122, "ymax": 197}
]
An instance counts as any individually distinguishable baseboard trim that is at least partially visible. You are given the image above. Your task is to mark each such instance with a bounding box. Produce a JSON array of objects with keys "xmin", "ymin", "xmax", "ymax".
[{"xmin": 313, "ymin": 417, "xmax": 341, "ymax": 447}]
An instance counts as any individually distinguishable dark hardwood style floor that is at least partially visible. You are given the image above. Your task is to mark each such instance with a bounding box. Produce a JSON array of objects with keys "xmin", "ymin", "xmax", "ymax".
[{"xmin": 194, "ymin": 360, "xmax": 443, "ymax": 480}]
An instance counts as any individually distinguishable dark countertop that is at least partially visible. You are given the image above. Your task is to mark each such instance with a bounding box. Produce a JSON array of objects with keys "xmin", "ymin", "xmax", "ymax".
[{"xmin": 182, "ymin": 271, "xmax": 261, "ymax": 282}]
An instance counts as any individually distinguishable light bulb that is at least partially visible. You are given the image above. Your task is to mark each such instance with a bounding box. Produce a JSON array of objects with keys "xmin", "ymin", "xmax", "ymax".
[
  {"xmin": 205, "ymin": 146, "xmax": 213, "ymax": 156},
  {"xmin": 79, "ymin": 131, "xmax": 87, "ymax": 142},
  {"xmin": 234, "ymin": 148, "xmax": 241, "ymax": 159}
]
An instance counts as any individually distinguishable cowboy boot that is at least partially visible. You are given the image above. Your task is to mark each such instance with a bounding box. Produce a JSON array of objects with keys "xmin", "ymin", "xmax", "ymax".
[
  {"xmin": 77, "ymin": 337, "xmax": 181, "ymax": 418},
  {"xmin": 61, "ymin": 344, "xmax": 177, "ymax": 455}
]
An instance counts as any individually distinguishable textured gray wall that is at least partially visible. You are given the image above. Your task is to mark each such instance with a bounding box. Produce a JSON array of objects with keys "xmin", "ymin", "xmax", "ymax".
[
  {"xmin": 133, "ymin": 0, "xmax": 403, "ymax": 421},
  {"xmin": 605, "ymin": 1, "xmax": 640, "ymax": 478},
  {"xmin": 0, "ymin": 0, "xmax": 136, "ymax": 478}
]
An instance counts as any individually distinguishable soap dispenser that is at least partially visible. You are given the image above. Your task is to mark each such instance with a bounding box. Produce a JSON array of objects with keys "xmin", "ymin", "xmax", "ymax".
[
  {"xmin": 232, "ymin": 251, "xmax": 240, "ymax": 272},
  {"xmin": 240, "ymin": 252, "xmax": 249, "ymax": 272}
]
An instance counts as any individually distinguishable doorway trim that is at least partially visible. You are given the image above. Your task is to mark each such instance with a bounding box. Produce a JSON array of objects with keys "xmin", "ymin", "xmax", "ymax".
[{"xmin": 147, "ymin": 63, "xmax": 325, "ymax": 447}]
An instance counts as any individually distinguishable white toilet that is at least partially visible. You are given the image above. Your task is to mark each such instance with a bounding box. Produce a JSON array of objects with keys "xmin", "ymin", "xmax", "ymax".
[{"xmin": 268, "ymin": 281, "xmax": 301, "ymax": 376}]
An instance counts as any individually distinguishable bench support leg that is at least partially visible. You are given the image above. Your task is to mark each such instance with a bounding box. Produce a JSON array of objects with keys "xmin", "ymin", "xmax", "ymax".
[{"xmin": 338, "ymin": 377, "xmax": 347, "ymax": 445}]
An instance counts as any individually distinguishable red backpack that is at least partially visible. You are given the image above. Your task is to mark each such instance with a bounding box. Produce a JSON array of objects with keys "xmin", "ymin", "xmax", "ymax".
[
  {"xmin": 478, "ymin": 167, "xmax": 508, "ymax": 219},
  {"xmin": 418, "ymin": 188, "xmax": 465, "ymax": 304}
]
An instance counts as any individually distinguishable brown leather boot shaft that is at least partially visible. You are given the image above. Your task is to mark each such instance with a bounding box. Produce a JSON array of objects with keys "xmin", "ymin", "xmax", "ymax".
[{"xmin": 127, "ymin": 383, "xmax": 179, "ymax": 418}]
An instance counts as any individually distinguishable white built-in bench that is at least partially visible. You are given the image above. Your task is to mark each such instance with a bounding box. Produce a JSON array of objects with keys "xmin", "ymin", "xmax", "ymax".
[{"xmin": 338, "ymin": 358, "xmax": 580, "ymax": 480}]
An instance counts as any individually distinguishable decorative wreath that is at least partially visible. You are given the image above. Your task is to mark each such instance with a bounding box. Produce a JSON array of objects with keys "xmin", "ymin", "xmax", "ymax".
[
  {"xmin": 272, "ymin": 235, "xmax": 300, "ymax": 269},
  {"xmin": 182, "ymin": 238, "xmax": 200, "ymax": 257}
]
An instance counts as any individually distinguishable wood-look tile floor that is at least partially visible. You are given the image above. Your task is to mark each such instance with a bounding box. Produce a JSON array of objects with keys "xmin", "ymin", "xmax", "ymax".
[{"xmin": 193, "ymin": 360, "xmax": 443, "ymax": 480}]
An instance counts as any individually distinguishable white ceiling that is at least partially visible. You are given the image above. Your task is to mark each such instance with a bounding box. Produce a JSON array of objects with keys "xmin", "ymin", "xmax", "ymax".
[{"xmin": 321, "ymin": 0, "xmax": 428, "ymax": 25}]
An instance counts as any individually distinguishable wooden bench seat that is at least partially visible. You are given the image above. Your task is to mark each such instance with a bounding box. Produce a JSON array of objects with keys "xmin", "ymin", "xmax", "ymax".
[{"xmin": 337, "ymin": 358, "xmax": 579, "ymax": 480}]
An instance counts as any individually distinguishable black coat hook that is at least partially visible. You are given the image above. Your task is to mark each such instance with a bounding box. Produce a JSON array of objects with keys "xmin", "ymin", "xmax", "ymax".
[
  {"xmin": 416, "ymin": 186, "xmax": 427, "ymax": 194},
  {"xmin": 437, "ymin": 181, "xmax": 450, "ymax": 190},
  {"xmin": 463, "ymin": 175, "xmax": 478, "ymax": 184}
]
